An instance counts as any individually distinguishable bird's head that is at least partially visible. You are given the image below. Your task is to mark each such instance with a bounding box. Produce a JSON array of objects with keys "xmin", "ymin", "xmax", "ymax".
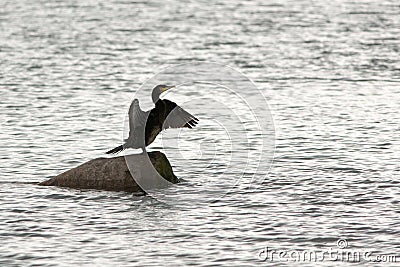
[
  {"xmin": 155, "ymin": 84, "xmax": 175, "ymax": 93},
  {"xmin": 152, "ymin": 84, "xmax": 175, "ymax": 103}
]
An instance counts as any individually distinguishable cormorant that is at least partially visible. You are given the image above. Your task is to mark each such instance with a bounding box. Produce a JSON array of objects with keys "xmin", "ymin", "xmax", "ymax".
[{"xmin": 106, "ymin": 85, "xmax": 199, "ymax": 154}]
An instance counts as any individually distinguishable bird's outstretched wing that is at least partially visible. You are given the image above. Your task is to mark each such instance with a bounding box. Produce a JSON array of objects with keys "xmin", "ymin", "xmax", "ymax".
[
  {"xmin": 128, "ymin": 99, "xmax": 148, "ymax": 134},
  {"xmin": 162, "ymin": 99, "xmax": 199, "ymax": 129}
]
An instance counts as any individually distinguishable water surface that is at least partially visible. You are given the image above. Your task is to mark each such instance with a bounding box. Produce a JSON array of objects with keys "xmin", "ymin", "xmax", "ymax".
[{"xmin": 1, "ymin": 0, "xmax": 399, "ymax": 266}]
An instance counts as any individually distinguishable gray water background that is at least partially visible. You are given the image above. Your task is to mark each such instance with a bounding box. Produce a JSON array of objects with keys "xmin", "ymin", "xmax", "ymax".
[{"xmin": 1, "ymin": 0, "xmax": 400, "ymax": 266}]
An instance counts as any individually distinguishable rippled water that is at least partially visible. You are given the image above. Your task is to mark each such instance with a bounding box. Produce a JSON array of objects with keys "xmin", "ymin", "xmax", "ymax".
[{"xmin": 1, "ymin": 0, "xmax": 400, "ymax": 266}]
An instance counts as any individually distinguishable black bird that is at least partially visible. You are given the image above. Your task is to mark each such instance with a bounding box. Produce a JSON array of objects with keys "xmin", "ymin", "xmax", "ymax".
[{"xmin": 106, "ymin": 85, "xmax": 199, "ymax": 154}]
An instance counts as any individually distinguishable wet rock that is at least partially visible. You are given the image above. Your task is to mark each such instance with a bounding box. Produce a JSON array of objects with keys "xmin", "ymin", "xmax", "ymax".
[{"xmin": 39, "ymin": 151, "xmax": 178, "ymax": 193}]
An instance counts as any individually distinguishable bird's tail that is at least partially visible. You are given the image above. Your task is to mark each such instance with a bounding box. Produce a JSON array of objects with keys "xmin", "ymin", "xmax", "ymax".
[{"xmin": 106, "ymin": 145, "xmax": 124, "ymax": 154}]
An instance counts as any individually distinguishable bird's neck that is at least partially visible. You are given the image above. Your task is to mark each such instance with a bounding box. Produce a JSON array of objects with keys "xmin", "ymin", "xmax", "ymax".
[{"xmin": 152, "ymin": 89, "xmax": 161, "ymax": 104}]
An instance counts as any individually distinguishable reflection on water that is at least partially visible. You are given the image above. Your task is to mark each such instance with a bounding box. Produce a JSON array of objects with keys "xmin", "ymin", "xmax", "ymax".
[{"xmin": 1, "ymin": 0, "xmax": 400, "ymax": 266}]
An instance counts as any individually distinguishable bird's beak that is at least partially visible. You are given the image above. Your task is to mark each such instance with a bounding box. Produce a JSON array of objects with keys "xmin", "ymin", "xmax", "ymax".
[{"xmin": 162, "ymin": 85, "xmax": 175, "ymax": 92}]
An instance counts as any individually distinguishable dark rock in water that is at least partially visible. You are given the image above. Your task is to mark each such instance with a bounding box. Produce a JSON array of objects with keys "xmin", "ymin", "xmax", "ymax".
[{"xmin": 39, "ymin": 151, "xmax": 179, "ymax": 193}]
